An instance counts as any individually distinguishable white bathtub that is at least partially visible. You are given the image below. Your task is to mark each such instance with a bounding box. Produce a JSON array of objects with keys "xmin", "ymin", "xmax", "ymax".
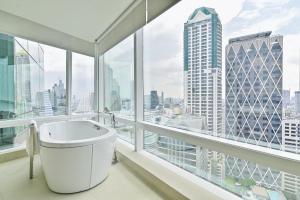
[{"xmin": 39, "ymin": 120, "xmax": 116, "ymax": 193}]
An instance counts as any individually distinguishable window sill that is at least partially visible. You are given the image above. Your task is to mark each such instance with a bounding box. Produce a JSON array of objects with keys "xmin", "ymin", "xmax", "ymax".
[{"xmin": 0, "ymin": 145, "xmax": 27, "ymax": 164}]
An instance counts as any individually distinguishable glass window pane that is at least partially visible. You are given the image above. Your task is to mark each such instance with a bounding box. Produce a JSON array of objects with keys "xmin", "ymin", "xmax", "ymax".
[
  {"xmin": 142, "ymin": 0, "xmax": 300, "ymax": 198},
  {"xmin": 0, "ymin": 33, "xmax": 67, "ymax": 149},
  {"xmin": 42, "ymin": 44, "xmax": 67, "ymax": 116},
  {"xmin": 142, "ymin": 0, "xmax": 300, "ymax": 153},
  {"xmin": 144, "ymin": 132, "xmax": 299, "ymax": 200},
  {"xmin": 115, "ymin": 122, "xmax": 135, "ymax": 144},
  {"xmin": 72, "ymin": 52, "xmax": 94, "ymax": 113},
  {"xmin": 104, "ymin": 35, "xmax": 134, "ymax": 119}
]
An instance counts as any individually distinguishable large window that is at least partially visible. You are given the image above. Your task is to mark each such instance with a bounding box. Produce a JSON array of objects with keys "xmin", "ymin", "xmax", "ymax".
[
  {"xmin": 144, "ymin": 131, "xmax": 300, "ymax": 200},
  {"xmin": 143, "ymin": 0, "xmax": 300, "ymax": 151},
  {"xmin": 0, "ymin": 33, "xmax": 67, "ymax": 148},
  {"xmin": 42, "ymin": 44, "xmax": 67, "ymax": 116},
  {"xmin": 72, "ymin": 53, "xmax": 94, "ymax": 113},
  {"xmin": 142, "ymin": 0, "xmax": 300, "ymax": 199},
  {"xmin": 104, "ymin": 35, "xmax": 134, "ymax": 119}
]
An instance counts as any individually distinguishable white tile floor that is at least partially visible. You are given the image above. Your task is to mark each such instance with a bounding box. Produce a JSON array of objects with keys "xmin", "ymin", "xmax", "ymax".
[{"xmin": 0, "ymin": 156, "xmax": 168, "ymax": 200}]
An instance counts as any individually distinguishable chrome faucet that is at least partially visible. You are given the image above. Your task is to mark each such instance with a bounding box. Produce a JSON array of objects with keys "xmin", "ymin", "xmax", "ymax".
[{"xmin": 103, "ymin": 107, "xmax": 116, "ymax": 128}]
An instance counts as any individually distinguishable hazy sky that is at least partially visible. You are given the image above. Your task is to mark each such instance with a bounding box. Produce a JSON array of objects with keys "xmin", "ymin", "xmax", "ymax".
[
  {"xmin": 142, "ymin": 0, "xmax": 300, "ymax": 98},
  {"xmin": 41, "ymin": 45, "xmax": 94, "ymax": 97},
  {"xmin": 42, "ymin": 0, "xmax": 300, "ymax": 100}
]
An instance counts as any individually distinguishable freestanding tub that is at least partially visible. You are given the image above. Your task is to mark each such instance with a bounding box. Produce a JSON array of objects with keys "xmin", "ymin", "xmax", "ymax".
[{"xmin": 39, "ymin": 120, "xmax": 116, "ymax": 193}]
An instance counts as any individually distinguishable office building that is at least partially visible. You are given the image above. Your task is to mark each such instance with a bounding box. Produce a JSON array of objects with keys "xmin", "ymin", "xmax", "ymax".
[{"xmin": 225, "ymin": 31, "xmax": 283, "ymax": 146}]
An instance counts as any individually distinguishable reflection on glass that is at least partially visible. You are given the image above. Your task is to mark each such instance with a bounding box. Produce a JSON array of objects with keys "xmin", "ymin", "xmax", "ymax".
[
  {"xmin": 0, "ymin": 126, "xmax": 29, "ymax": 150},
  {"xmin": 144, "ymin": 131, "xmax": 300, "ymax": 200},
  {"xmin": 115, "ymin": 122, "xmax": 135, "ymax": 144},
  {"xmin": 72, "ymin": 53, "xmax": 94, "ymax": 113},
  {"xmin": 104, "ymin": 35, "xmax": 134, "ymax": 119},
  {"xmin": 0, "ymin": 33, "xmax": 67, "ymax": 149}
]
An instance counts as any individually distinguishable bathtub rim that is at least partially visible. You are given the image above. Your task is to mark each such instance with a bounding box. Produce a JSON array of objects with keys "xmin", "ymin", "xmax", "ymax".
[{"xmin": 39, "ymin": 120, "xmax": 116, "ymax": 148}]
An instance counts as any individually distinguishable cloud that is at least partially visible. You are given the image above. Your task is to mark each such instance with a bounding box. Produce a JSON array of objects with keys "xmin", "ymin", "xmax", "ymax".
[
  {"xmin": 143, "ymin": 0, "xmax": 244, "ymax": 98},
  {"xmin": 144, "ymin": 55, "xmax": 183, "ymax": 98},
  {"xmin": 283, "ymin": 34, "xmax": 300, "ymax": 94},
  {"xmin": 41, "ymin": 44, "xmax": 67, "ymax": 89},
  {"xmin": 244, "ymin": 0, "xmax": 290, "ymax": 9},
  {"xmin": 72, "ymin": 53, "xmax": 94, "ymax": 96},
  {"xmin": 229, "ymin": 7, "xmax": 298, "ymax": 38},
  {"xmin": 222, "ymin": 0, "xmax": 300, "ymax": 95}
]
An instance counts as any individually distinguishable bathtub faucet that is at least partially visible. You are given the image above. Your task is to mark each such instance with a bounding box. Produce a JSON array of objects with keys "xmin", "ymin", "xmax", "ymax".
[{"xmin": 103, "ymin": 107, "xmax": 116, "ymax": 128}]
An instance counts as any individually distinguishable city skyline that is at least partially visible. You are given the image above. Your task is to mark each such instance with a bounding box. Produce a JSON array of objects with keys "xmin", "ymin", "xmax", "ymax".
[
  {"xmin": 1, "ymin": 2, "xmax": 300, "ymax": 199},
  {"xmin": 29, "ymin": 0, "xmax": 300, "ymax": 100},
  {"xmin": 143, "ymin": 0, "xmax": 300, "ymax": 99}
]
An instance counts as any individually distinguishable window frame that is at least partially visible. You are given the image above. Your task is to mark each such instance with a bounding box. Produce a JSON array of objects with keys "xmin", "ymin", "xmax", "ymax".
[
  {"xmin": 0, "ymin": 23, "xmax": 300, "ymax": 198},
  {"xmin": 96, "ymin": 28, "xmax": 300, "ymax": 179},
  {"xmin": 0, "ymin": 33, "xmax": 96, "ymax": 149}
]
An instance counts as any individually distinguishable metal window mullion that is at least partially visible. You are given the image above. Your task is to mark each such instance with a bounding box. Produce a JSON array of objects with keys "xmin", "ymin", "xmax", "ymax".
[
  {"xmin": 98, "ymin": 45, "xmax": 105, "ymax": 124},
  {"xmin": 134, "ymin": 28, "xmax": 144, "ymax": 151},
  {"xmin": 94, "ymin": 43, "xmax": 99, "ymax": 113},
  {"xmin": 66, "ymin": 50, "xmax": 72, "ymax": 116}
]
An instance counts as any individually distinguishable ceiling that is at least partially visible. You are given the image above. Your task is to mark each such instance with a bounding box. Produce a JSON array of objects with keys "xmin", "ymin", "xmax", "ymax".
[{"xmin": 0, "ymin": 0, "xmax": 135, "ymax": 42}]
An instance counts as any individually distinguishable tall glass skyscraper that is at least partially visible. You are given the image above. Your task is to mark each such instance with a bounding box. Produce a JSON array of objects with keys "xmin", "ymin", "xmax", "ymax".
[
  {"xmin": 183, "ymin": 7, "xmax": 222, "ymax": 136},
  {"xmin": 225, "ymin": 31, "xmax": 283, "ymax": 148}
]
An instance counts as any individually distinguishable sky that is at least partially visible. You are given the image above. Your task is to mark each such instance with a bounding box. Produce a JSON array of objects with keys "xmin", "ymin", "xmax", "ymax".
[
  {"xmin": 142, "ymin": 0, "xmax": 300, "ymax": 99},
  {"xmin": 41, "ymin": 0, "xmax": 300, "ymax": 100},
  {"xmin": 41, "ymin": 44, "xmax": 94, "ymax": 97}
]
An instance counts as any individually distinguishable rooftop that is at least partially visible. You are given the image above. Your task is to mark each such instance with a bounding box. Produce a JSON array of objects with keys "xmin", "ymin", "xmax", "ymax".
[
  {"xmin": 186, "ymin": 7, "xmax": 218, "ymax": 23},
  {"xmin": 228, "ymin": 31, "xmax": 272, "ymax": 44}
]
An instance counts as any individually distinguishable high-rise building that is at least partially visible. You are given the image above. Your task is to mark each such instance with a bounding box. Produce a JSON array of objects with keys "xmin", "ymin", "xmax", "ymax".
[
  {"xmin": 225, "ymin": 155, "xmax": 282, "ymax": 191},
  {"xmin": 183, "ymin": 7, "xmax": 222, "ymax": 136},
  {"xmin": 105, "ymin": 65, "xmax": 121, "ymax": 112},
  {"xmin": 50, "ymin": 80, "xmax": 66, "ymax": 115},
  {"xmin": 282, "ymin": 119, "xmax": 300, "ymax": 154},
  {"xmin": 295, "ymin": 91, "xmax": 300, "ymax": 115},
  {"xmin": 282, "ymin": 172, "xmax": 300, "ymax": 199},
  {"xmin": 283, "ymin": 90, "xmax": 291, "ymax": 108},
  {"xmin": 36, "ymin": 91, "xmax": 54, "ymax": 116},
  {"xmin": 150, "ymin": 90, "xmax": 159, "ymax": 109},
  {"xmin": 225, "ymin": 31, "xmax": 283, "ymax": 147},
  {"xmin": 0, "ymin": 34, "xmax": 16, "ymax": 146}
]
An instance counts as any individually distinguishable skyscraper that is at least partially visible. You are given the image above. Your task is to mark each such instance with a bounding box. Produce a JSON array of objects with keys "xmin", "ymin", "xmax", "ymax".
[
  {"xmin": 283, "ymin": 90, "xmax": 290, "ymax": 108},
  {"xmin": 150, "ymin": 90, "xmax": 159, "ymax": 109},
  {"xmin": 282, "ymin": 119, "xmax": 300, "ymax": 154},
  {"xmin": 0, "ymin": 34, "xmax": 16, "ymax": 146},
  {"xmin": 183, "ymin": 7, "xmax": 222, "ymax": 136},
  {"xmin": 295, "ymin": 91, "xmax": 300, "ymax": 115},
  {"xmin": 105, "ymin": 65, "xmax": 121, "ymax": 112},
  {"xmin": 225, "ymin": 31, "xmax": 283, "ymax": 147}
]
